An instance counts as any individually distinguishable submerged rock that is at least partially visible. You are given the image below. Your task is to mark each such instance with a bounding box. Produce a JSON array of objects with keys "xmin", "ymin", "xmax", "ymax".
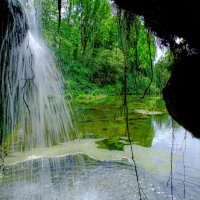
[
  {"xmin": 134, "ymin": 109, "xmax": 163, "ymax": 116},
  {"xmin": 121, "ymin": 157, "xmax": 129, "ymax": 162}
]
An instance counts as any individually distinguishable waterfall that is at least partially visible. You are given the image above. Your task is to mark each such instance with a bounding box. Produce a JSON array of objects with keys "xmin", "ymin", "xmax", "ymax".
[
  {"xmin": 0, "ymin": 1, "xmax": 79, "ymax": 199},
  {"xmin": 0, "ymin": 0, "xmax": 74, "ymax": 154}
]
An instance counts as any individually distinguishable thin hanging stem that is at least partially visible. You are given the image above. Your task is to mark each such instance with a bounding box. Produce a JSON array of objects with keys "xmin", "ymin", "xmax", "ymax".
[
  {"xmin": 141, "ymin": 29, "xmax": 153, "ymax": 99},
  {"xmin": 180, "ymin": 131, "xmax": 187, "ymax": 199},
  {"xmin": 119, "ymin": 11, "xmax": 147, "ymax": 200},
  {"xmin": 58, "ymin": 0, "xmax": 62, "ymax": 32},
  {"xmin": 123, "ymin": 57, "xmax": 144, "ymax": 200},
  {"xmin": 167, "ymin": 120, "xmax": 175, "ymax": 200}
]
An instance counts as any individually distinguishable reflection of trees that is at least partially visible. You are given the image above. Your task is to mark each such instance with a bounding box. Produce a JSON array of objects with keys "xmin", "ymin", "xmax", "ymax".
[
  {"xmin": 129, "ymin": 117, "xmax": 154, "ymax": 147},
  {"xmin": 152, "ymin": 114, "xmax": 171, "ymax": 129},
  {"xmin": 73, "ymin": 97, "xmax": 174, "ymax": 148}
]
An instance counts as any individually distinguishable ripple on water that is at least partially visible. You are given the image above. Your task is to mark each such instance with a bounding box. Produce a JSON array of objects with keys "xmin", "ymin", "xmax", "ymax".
[{"xmin": 0, "ymin": 154, "xmax": 176, "ymax": 200}]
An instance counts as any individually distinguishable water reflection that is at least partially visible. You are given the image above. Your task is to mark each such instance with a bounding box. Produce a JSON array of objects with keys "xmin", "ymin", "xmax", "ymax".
[
  {"xmin": 73, "ymin": 96, "xmax": 167, "ymax": 149},
  {"xmin": 72, "ymin": 96, "xmax": 200, "ymax": 199},
  {"xmin": 1, "ymin": 96, "xmax": 199, "ymax": 200}
]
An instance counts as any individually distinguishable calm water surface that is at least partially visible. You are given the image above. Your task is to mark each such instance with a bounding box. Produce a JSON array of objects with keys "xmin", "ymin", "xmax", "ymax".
[{"xmin": 72, "ymin": 96, "xmax": 200, "ymax": 199}]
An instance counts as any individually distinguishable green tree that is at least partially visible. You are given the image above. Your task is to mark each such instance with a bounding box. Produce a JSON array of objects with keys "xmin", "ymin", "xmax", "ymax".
[{"xmin": 41, "ymin": 0, "xmax": 170, "ymax": 97}]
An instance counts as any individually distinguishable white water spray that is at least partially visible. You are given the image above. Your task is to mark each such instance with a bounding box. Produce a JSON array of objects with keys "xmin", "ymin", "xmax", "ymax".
[{"xmin": 0, "ymin": 0, "xmax": 73, "ymax": 152}]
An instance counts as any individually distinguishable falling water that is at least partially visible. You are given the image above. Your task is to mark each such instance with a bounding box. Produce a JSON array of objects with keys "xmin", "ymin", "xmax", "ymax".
[
  {"xmin": 0, "ymin": 0, "xmax": 73, "ymax": 154},
  {"xmin": 0, "ymin": 0, "xmax": 77, "ymax": 198},
  {"xmin": 2, "ymin": 1, "xmax": 199, "ymax": 200}
]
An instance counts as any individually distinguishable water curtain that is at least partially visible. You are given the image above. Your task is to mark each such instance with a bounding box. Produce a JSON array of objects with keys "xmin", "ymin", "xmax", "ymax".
[{"xmin": 0, "ymin": 0, "xmax": 73, "ymax": 154}]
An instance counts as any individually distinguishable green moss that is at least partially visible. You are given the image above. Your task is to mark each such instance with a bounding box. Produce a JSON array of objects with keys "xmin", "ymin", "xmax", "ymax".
[{"xmin": 95, "ymin": 138, "xmax": 124, "ymax": 151}]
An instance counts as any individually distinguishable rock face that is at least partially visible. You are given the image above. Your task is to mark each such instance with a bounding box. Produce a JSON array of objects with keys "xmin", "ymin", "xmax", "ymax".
[
  {"xmin": 114, "ymin": 0, "xmax": 200, "ymax": 50},
  {"xmin": 114, "ymin": 0, "xmax": 200, "ymax": 138},
  {"xmin": 0, "ymin": 0, "xmax": 28, "ymax": 144},
  {"xmin": 0, "ymin": 0, "xmax": 28, "ymax": 45},
  {"xmin": 163, "ymin": 55, "xmax": 200, "ymax": 138}
]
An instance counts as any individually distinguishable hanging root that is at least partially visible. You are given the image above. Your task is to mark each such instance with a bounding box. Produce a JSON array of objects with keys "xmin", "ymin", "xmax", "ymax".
[
  {"xmin": 58, "ymin": 0, "xmax": 62, "ymax": 31},
  {"xmin": 167, "ymin": 120, "xmax": 175, "ymax": 200},
  {"xmin": 180, "ymin": 131, "xmax": 187, "ymax": 199},
  {"xmin": 141, "ymin": 29, "xmax": 153, "ymax": 99},
  {"xmin": 116, "ymin": 7, "xmax": 148, "ymax": 199}
]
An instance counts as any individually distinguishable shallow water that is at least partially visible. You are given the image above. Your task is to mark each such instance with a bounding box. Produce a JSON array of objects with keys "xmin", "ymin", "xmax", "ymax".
[
  {"xmin": 0, "ymin": 154, "xmax": 182, "ymax": 200},
  {"xmin": 1, "ymin": 97, "xmax": 200, "ymax": 199},
  {"xmin": 71, "ymin": 96, "xmax": 200, "ymax": 199},
  {"xmin": 152, "ymin": 121, "xmax": 200, "ymax": 199}
]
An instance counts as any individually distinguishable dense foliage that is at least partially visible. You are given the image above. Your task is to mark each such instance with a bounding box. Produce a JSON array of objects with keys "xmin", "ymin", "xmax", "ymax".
[{"xmin": 42, "ymin": 0, "xmax": 170, "ymax": 99}]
